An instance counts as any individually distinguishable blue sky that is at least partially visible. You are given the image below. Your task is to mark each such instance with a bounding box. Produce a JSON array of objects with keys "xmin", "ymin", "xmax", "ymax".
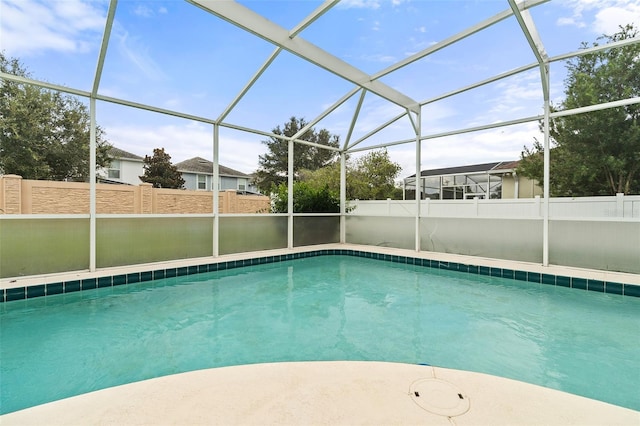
[{"xmin": 1, "ymin": 0, "xmax": 639, "ymax": 179}]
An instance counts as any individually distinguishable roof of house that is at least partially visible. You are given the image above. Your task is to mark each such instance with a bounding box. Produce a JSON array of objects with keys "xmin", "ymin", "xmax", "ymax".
[
  {"xmin": 494, "ymin": 160, "xmax": 520, "ymax": 170},
  {"xmin": 406, "ymin": 161, "xmax": 518, "ymax": 179},
  {"xmin": 109, "ymin": 146, "xmax": 144, "ymax": 161},
  {"xmin": 174, "ymin": 157, "xmax": 249, "ymax": 177}
]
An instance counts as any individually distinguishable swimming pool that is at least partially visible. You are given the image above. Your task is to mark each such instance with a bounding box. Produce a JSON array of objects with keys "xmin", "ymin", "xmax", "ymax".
[{"xmin": 1, "ymin": 254, "xmax": 639, "ymax": 414}]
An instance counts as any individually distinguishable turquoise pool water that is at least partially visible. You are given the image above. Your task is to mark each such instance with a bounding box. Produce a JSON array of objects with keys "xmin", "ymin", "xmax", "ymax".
[{"xmin": 1, "ymin": 255, "xmax": 639, "ymax": 414}]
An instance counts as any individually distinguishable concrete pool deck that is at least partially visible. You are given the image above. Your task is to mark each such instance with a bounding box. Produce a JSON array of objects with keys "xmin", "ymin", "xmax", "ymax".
[
  {"xmin": 2, "ymin": 361, "xmax": 638, "ymax": 425},
  {"xmin": 2, "ymin": 244, "xmax": 639, "ymax": 424}
]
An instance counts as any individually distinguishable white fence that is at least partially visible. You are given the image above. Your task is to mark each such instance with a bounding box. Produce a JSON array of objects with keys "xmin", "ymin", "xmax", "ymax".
[
  {"xmin": 346, "ymin": 194, "xmax": 640, "ymax": 274},
  {"xmin": 348, "ymin": 194, "xmax": 640, "ymax": 219}
]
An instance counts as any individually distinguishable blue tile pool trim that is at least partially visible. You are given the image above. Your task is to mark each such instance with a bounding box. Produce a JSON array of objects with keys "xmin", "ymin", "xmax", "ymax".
[{"xmin": 2, "ymin": 249, "xmax": 638, "ymax": 302}]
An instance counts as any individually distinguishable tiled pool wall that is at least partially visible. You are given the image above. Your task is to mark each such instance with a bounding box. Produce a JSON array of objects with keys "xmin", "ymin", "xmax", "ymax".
[{"xmin": 2, "ymin": 249, "xmax": 639, "ymax": 303}]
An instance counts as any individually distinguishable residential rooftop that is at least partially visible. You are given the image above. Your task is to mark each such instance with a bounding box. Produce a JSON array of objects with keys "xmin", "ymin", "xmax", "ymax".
[{"xmin": 174, "ymin": 157, "xmax": 250, "ymax": 177}]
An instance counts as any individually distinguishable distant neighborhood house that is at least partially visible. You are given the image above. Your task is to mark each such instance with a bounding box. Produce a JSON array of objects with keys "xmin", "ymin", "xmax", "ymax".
[
  {"xmin": 99, "ymin": 147, "xmax": 258, "ymax": 193},
  {"xmin": 403, "ymin": 161, "xmax": 542, "ymax": 200},
  {"xmin": 174, "ymin": 157, "xmax": 256, "ymax": 193},
  {"xmin": 98, "ymin": 146, "xmax": 144, "ymax": 185}
]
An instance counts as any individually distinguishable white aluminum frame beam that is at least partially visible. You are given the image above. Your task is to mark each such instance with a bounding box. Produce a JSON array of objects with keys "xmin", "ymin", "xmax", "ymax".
[
  {"xmin": 372, "ymin": 0, "xmax": 550, "ymax": 81},
  {"xmin": 551, "ymin": 97, "xmax": 640, "ymax": 117},
  {"xmin": 88, "ymin": 0, "xmax": 118, "ymax": 272},
  {"xmin": 291, "ymin": 87, "xmax": 361, "ymax": 141},
  {"xmin": 213, "ymin": 123, "xmax": 220, "ymax": 257},
  {"xmin": 217, "ymin": 47, "xmax": 283, "ymax": 123},
  {"xmin": 420, "ymin": 62, "xmax": 539, "ymax": 107},
  {"xmin": 551, "ymin": 36, "xmax": 640, "ymax": 62},
  {"xmin": 346, "ymin": 111, "xmax": 408, "ymax": 151},
  {"xmin": 342, "ymin": 90, "xmax": 367, "ymax": 150},
  {"xmin": 419, "ymin": 36, "xmax": 640, "ymax": 110},
  {"xmin": 92, "ymin": 0, "xmax": 117, "ymax": 96},
  {"xmin": 187, "ymin": 0, "xmax": 420, "ymax": 113},
  {"xmin": 508, "ymin": 0, "xmax": 549, "ymax": 99},
  {"xmin": 289, "ymin": 0, "xmax": 340, "ymax": 39},
  {"xmin": 337, "ymin": 0, "xmax": 549, "ymax": 154}
]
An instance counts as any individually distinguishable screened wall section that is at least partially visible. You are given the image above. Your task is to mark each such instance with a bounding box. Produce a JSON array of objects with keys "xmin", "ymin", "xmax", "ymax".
[{"xmin": 1, "ymin": 0, "xmax": 639, "ymax": 278}]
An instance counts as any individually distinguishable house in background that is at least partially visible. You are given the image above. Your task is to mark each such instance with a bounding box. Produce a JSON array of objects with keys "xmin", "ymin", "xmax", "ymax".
[
  {"xmin": 403, "ymin": 160, "xmax": 542, "ymax": 200},
  {"xmin": 99, "ymin": 147, "xmax": 260, "ymax": 193},
  {"xmin": 495, "ymin": 160, "xmax": 543, "ymax": 199},
  {"xmin": 174, "ymin": 157, "xmax": 258, "ymax": 193},
  {"xmin": 98, "ymin": 147, "xmax": 144, "ymax": 185}
]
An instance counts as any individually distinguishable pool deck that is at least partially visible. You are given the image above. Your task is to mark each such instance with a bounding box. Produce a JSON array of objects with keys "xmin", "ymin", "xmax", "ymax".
[
  {"xmin": 2, "ymin": 244, "xmax": 639, "ymax": 425},
  {"xmin": 2, "ymin": 361, "xmax": 638, "ymax": 425}
]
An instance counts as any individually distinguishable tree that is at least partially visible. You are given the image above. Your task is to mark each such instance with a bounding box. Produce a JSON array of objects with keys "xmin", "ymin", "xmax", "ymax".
[
  {"xmin": 519, "ymin": 25, "xmax": 640, "ymax": 196},
  {"xmin": 0, "ymin": 53, "xmax": 112, "ymax": 181},
  {"xmin": 271, "ymin": 181, "xmax": 340, "ymax": 213},
  {"xmin": 139, "ymin": 148, "xmax": 185, "ymax": 189},
  {"xmin": 298, "ymin": 162, "xmax": 341, "ymax": 194},
  {"xmin": 300, "ymin": 149, "xmax": 403, "ymax": 200},
  {"xmin": 347, "ymin": 149, "xmax": 402, "ymax": 199},
  {"xmin": 270, "ymin": 149, "xmax": 402, "ymax": 212},
  {"xmin": 254, "ymin": 117, "xmax": 340, "ymax": 193}
]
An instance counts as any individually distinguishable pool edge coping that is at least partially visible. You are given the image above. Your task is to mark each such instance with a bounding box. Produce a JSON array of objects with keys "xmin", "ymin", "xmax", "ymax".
[{"xmin": 2, "ymin": 244, "xmax": 639, "ymax": 302}]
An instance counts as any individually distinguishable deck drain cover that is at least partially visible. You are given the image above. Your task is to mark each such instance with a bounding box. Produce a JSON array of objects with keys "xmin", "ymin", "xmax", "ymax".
[{"xmin": 409, "ymin": 378, "xmax": 470, "ymax": 417}]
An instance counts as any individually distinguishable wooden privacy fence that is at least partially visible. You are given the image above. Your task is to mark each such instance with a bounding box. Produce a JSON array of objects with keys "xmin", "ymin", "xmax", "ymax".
[{"xmin": 0, "ymin": 175, "xmax": 270, "ymax": 214}]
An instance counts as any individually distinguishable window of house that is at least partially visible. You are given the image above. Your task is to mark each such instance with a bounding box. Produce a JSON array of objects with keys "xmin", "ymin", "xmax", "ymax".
[
  {"xmin": 197, "ymin": 174, "xmax": 206, "ymax": 190},
  {"xmin": 107, "ymin": 160, "xmax": 120, "ymax": 179},
  {"xmin": 237, "ymin": 178, "xmax": 247, "ymax": 191}
]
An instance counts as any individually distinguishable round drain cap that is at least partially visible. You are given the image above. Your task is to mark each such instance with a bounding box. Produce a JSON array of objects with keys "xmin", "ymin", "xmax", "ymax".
[{"xmin": 409, "ymin": 378, "xmax": 470, "ymax": 417}]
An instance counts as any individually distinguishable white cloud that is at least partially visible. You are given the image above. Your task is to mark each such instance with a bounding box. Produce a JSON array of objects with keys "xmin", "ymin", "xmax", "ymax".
[
  {"xmin": 133, "ymin": 5, "xmax": 154, "ymax": 18},
  {"xmin": 338, "ymin": 0, "xmax": 381, "ymax": 10},
  {"xmin": 0, "ymin": 0, "xmax": 106, "ymax": 55},
  {"xmin": 386, "ymin": 147, "xmax": 417, "ymax": 179},
  {"xmin": 219, "ymin": 137, "xmax": 265, "ymax": 174},
  {"xmin": 556, "ymin": 0, "xmax": 595, "ymax": 28},
  {"xmin": 377, "ymin": 119, "xmax": 542, "ymax": 180},
  {"xmin": 360, "ymin": 53, "xmax": 397, "ymax": 63},
  {"xmin": 557, "ymin": 0, "xmax": 640, "ymax": 34},
  {"xmin": 486, "ymin": 72, "xmax": 543, "ymax": 115},
  {"xmin": 421, "ymin": 102, "xmax": 458, "ymax": 133},
  {"xmin": 132, "ymin": 4, "xmax": 169, "ymax": 18},
  {"xmin": 594, "ymin": 5, "xmax": 640, "ymax": 34},
  {"xmin": 163, "ymin": 98, "xmax": 183, "ymax": 110},
  {"xmin": 416, "ymin": 122, "xmax": 541, "ymax": 172},
  {"xmin": 111, "ymin": 22, "xmax": 168, "ymax": 82},
  {"xmin": 338, "ymin": 0, "xmax": 409, "ymax": 9},
  {"xmin": 103, "ymin": 100, "xmax": 542, "ymax": 182},
  {"xmin": 106, "ymin": 122, "xmax": 261, "ymax": 173},
  {"xmin": 556, "ymin": 17, "xmax": 584, "ymax": 27},
  {"xmin": 423, "ymin": 71, "xmax": 546, "ymax": 133},
  {"xmin": 355, "ymin": 101, "xmax": 410, "ymax": 132},
  {"xmin": 403, "ymin": 39, "xmax": 439, "ymax": 57}
]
